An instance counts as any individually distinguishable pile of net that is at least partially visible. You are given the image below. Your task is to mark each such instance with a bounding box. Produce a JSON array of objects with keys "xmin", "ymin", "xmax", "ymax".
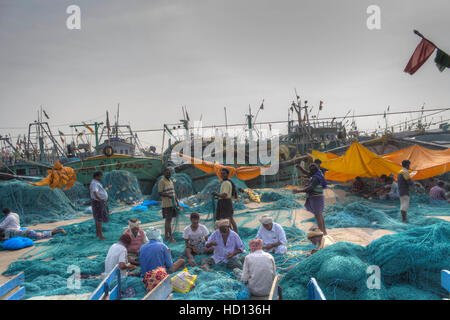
[
  {"xmin": 308, "ymin": 194, "xmax": 450, "ymax": 232},
  {"xmin": 102, "ymin": 170, "xmax": 143, "ymax": 205},
  {"xmin": 63, "ymin": 182, "xmax": 90, "ymax": 209},
  {"xmin": 0, "ymin": 180, "xmax": 81, "ymax": 225},
  {"xmin": 280, "ymin": 222, "xmax": 450, "ymax": 300},
  {"xmin": 181, "ymin": 177, "xmax": 249, "ymax": 214},
  {"xmin": 150, "ymin": 173, "xmax": 194, "ymax": 201}
]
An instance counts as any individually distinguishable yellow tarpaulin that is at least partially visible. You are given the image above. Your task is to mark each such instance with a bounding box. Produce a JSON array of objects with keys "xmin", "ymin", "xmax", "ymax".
[
  {"xmin": 382, "ymin": 144, "xmax": 450, "ymax": 180},
  {"xmin": 312, "ymin": 142, "xmax": 403, "ymax": 182},
  {"xmin": 179, "ymin": 153, "xmax": 270, "ymax": 181},
  {"xmin": 28, "ymin": 161, "xmax": 77, "ymax": 190}
]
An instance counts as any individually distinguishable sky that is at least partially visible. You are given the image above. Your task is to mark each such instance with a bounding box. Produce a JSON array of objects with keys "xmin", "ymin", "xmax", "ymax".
[{"xmin": 0, "ymin": 0, "xmax": 449, "ymax": 150}]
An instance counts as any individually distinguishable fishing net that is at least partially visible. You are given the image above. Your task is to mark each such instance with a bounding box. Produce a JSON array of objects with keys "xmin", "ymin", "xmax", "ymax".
[
  {"xmin": 0, "ymin": 180, "xmax": 81, "ymax": 225},
  {"xmin": 102, "ymin": 170, "xmax": 143, "ymax": 205},
  {"xmin": 280, "ymin": 222, "xmax": 450, "ymax": 300},
  {"xmin": 150, "ymin": 173, "xmax": 194, "ymax": 201},
  {"xmin": 305, "ymin": 194, "xmax": 450, "ymax": 232},
  {"xmin": 63, "ymin": 181, "xmax": 89, "ymax": 202}
]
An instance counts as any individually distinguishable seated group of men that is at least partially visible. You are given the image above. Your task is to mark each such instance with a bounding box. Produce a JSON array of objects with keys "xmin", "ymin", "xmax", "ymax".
[
  {"xmin": 350, "ymin": 175, "xmax": 400, "ymax": 200},
  {"xmin": 104, "ymin": 212, "xmax": 289, "ymax": 297}
]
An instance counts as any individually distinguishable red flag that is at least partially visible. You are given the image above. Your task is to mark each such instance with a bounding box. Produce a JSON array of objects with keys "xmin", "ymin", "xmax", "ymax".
[{"xmin": 404, "ymin": 39, "xmax": 436, "ymax": 75}]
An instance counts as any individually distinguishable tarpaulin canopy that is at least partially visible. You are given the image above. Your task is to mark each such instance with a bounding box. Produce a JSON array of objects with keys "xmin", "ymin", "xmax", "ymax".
[
  {"xmin": 311, "ymin": 142, "xmax": 403, "ymax": 182},
  {"xmin": 382, "ymin": 144, "xmax": 450, "ymax": 180},
  {"xmin": 179, "ymin": 153, "xmax": 270, "ymax": 181}
]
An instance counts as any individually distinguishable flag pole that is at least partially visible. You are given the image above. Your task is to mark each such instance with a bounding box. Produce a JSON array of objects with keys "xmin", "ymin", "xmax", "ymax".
[{"xmin": 413, "ymin": 30, "xmax": 440, "ymax": 51}]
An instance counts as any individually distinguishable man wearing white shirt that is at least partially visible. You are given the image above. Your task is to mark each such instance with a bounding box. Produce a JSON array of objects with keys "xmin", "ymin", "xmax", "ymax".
[
  {"xmin": 0, "ymin": 208, "xmax": 20, "ymax": 231},
  {"xmin": 104, "ymin": 233, "xmax": 137, "ymax": 277},
  {"xmin": 256, "ymin": 214, "xmax": 287, "ymax": 255},
  {"xmin": 90, "ymin": 171, "xmax": 109, "ymax": 240},
  {"xmin": 234, "ymin": 238, "xmax": 277, "ymax": 297}
]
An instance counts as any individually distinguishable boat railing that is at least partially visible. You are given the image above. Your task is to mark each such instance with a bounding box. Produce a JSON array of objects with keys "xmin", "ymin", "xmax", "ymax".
[
  {"xmin": 0, "ymin": 272, "xmax": 25, "ymax": 300},
  {"xmin": 88, "ymin": 265, "xmax": 121, "ymax": 300},
  {"xmin": 307, "ymin": 277, "xmax": 326, "ymax": 300}
]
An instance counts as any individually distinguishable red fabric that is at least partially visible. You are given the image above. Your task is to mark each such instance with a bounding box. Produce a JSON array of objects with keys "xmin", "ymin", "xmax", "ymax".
[
  {"xmin": 404, "ymin": 39, "xmax": 436, "ymax": 75},
  {"xmin": 124, "ymin": 229, "xmax": 146, "ymax": 254}
]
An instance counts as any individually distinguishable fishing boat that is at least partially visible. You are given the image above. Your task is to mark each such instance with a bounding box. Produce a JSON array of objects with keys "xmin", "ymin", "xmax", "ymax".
[
  {"xmin": 166, "ymin": 97, "xmax": 351, "ymax": 189},
  {"xmin": 64, "ymin": 110, "xmax": 163, "ymax": 194}
]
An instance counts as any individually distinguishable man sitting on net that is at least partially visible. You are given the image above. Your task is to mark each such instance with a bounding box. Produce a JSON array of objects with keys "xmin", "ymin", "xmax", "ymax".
[
  {"xmin": 201, "ymin": 219, "xmax": 244, "ymax": 271},
  {"xmin": 183, "ymin": 212, "xmax": 213, "ymax": 267},
  {"xmin": 256, "ymin": 214, "xmax": 287, "ymax": 255},
  {"xmin": 306, "ymin": 228, "xmax": 335, "ymax": 256},
  {"xmin": 234, "ymin": 239, "xmax": 277, "ymax": 298}
]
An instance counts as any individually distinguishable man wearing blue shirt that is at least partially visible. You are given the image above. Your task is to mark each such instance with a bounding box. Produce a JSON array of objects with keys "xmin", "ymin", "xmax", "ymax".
[{"xmin": 139, "ymin": 228, "xmax": 185, "ymax": 276}]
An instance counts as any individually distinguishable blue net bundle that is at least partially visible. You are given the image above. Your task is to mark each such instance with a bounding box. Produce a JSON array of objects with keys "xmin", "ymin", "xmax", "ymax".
[
  {"xmin": 63, "ymin": 181, "xmax": 89, "ymax": 202},
  {"xmin": 102, "ymin": 170, "xmax": 143, "ymax": 205},
  {"xmin": 0, "ymin": 180, "xmax": 79, "ymax": 225}
]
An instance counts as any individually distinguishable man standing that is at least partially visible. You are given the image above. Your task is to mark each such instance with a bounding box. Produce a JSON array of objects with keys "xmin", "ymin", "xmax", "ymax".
[
  {"xmin": 158, "ymin": 168, "xmax": 178, "ymax": 243},
  {"xmin": 90, "ymin": 171, "xmax": 109, "ymax": 240},
  {"xmin": 214, "ymin": 168, "xmax": 239, "ymax": 234},
  {"xmin": 235, "ymin": 239, "xmax": 277, "ymax": 298},
  {"xmin": 0, "ymin": 208, "xmax": 20, "ymax": 231},
  {"xmin": 139, "ymin": 227, "xmax": 185, "ymax": 276},
  {"xmin": 104, "ymin": 233, "xmax": 137, "ymax": 277},
  {"xmin": 398, "ymin": 160, "xmax": 415, "ymax": 223},
  {"xmin": 293, "ymin": 164, "xmax": 328, "ymax": 235},
  {"xmin": 256, "ymin": 214, "xmax": 287, "ymax": 255},
  {"xmin": 202, "ymin": 219, "xmax": 244, "ymax": 271}
]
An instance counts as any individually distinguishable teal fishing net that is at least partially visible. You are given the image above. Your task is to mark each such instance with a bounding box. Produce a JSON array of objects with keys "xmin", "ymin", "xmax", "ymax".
[
  {"xmin": 0, "ymin": 180, "xmax": 82, "ymax": 225},
  {"xmin": 306, "ymin": 194, "xmax": 450, "ymax": 232},
  {"xmin": 280, "ymin": 222, "xmax": 450, "ymax": 300},
  {"xmin": 150, "ymin": 173, "xmax": 194, "ymax": 201},
  {"xmin": 102, "ymin": 170, "xmax": 143, "ymax": 205}
]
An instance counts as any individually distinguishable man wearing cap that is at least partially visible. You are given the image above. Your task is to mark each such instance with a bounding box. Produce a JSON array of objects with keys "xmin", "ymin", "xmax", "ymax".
[
  {"xmin": 398, "ymin": 160, "xmax": 415, "ymax": 223},
  {"xmin": 139, "ymin": 227, "xmax": 185, "ymax": 276},
  {"xmin": 234, "ymin": 239, "xmax": 277, "ymax": 297},
  {"xmin": 122, "ymin": 218, "xmax": 149, "ymax": 265},
  {"xmin": 306, "ymin": 228, "xmax": 336, "ymax": 255},
  {"xmin": 256, "ymin": 214, "xmax": 287, "ymax": 255},
  {"xmin": 201, "ymin": 219, "xmax": 244, "ymax": 271}
]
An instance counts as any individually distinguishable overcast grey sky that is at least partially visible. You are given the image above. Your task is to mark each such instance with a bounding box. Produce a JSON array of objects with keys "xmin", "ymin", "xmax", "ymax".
[{"xmin": 0, "ymin": 0, "xmax": 449, "ymax": 149}]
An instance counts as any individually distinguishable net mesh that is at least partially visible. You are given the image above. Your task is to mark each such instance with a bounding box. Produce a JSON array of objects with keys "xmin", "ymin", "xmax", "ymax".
[{"xmin": 1, "ymin": 170, "xmax": 449, "ymax": 300}]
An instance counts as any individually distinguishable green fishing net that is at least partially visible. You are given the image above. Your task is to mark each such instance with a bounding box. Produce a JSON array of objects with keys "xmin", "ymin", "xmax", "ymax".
[
  {"xmin": 280, "ymin": 223, "xmax": 450, "ymax": 300},
  {"xmin": 102, "ymin": 170, "xmax": 143, "ymax": 205},
  {"xmin": 0, "ymin": 180, "xmax": 83, "ymax": 225}
]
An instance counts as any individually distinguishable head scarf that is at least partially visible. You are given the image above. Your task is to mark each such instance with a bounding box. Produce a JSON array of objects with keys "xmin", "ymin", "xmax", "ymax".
[
  {"xmin": 259, "ymin": 214, "xmax": 273, "ymax": 225},
  {"xmin": 307, "ymin": 229, "xmax": 324, "ymax": 239},
  {"xmin": 215, "ymin": 219, "xmax": 230, "ymax": 229},
  {"xmin": 310, "ymin": 164, "xmax": 327, "ymax": 189},
  {"xmin": 128, "ymin": 219, "xmax": 141, "ymax": 230},
  {"xmin": 248, "ymin": 239, "xmax": 264, "ymax": 252},
  {"xmin": 146, "ymin": 227, "xmax": 162, "ymax": 242},
  {"xmin": 142, "ymin": 267, "xmax": 168, "ymax": 292}
]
